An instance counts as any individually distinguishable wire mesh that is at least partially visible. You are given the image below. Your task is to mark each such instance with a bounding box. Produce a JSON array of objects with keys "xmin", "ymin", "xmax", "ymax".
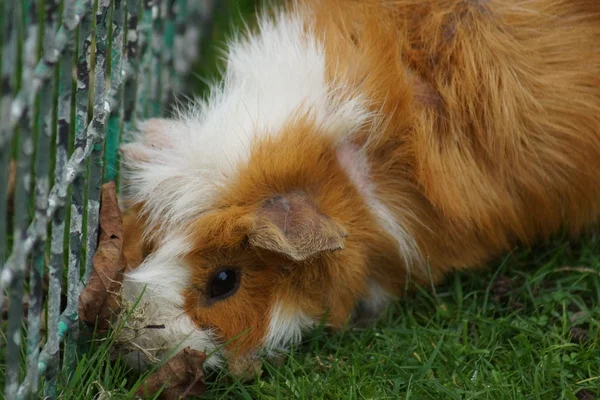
[{"xmin": 0, "ymin": 0, "xmax": 215, "ymax": 398}]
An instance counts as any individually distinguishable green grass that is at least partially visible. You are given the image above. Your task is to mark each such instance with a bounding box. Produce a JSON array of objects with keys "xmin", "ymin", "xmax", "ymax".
[{"xmin": 46, "ymin": 235, "xmax": 600, "ymax": 399}]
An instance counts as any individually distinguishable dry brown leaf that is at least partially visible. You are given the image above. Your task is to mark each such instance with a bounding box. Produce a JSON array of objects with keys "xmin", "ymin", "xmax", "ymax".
[
  {"xmin": 135, "ymin": 347, "xmax": 207, "ymax": 400},
  {"xmin": 78, "ymin": 181, "xmax": 126, "ymax": 332}
]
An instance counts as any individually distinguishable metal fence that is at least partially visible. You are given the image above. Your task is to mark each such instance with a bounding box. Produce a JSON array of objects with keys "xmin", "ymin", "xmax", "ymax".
[{"xmin": 0, "ymin": 0, "xmax": 214, "ymax": 398}]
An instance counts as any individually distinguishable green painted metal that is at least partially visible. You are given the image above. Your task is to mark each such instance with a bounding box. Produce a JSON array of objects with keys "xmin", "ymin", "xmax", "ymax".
[
  {"xmin": 0, "ymin": 0, "xmax": 215, "ymax": 398},
  {"xmin": 103, "ymin": 0, "xmax": 125, "ymax": 183}
]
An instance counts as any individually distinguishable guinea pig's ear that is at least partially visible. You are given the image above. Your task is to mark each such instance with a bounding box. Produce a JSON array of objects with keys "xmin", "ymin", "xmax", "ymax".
[
  {"xmin": 119, "ymin": 118, "xmax": 175, "ymax": 163},
  {"xmin": 248, "ymin": 191, "xmax": 348, "ymax": 261}
]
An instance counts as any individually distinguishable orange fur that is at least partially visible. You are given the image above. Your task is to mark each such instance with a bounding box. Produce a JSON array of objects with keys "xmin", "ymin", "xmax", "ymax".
[
  {"xmin": 179, "ymin": 122, "xmax": 403, "ymax": 354},
  {"xmin": 307, "ymin": 0, "xmax": 600, "ymax": 273},
  {"xmin": 122, "ymin": 0, "xmax": 600, "ymax": 368}
]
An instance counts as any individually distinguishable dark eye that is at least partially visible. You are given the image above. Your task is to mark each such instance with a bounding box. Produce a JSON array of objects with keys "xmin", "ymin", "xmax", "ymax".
[{"xmin": 207, "ymin": 267, "xmax": 241, "ymax": 304}]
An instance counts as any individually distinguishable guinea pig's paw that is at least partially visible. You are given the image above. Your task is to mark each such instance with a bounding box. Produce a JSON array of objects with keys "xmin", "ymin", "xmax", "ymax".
[
  {"xmin": 349, "ymin": 302, "xmax": 380, "ymax": 330},
  {"xmin": 267, "ymin": 353, "xmax": 288, "ymax": 368},
  {"xmin": 227, "ymin": 356, "xmax": 263, "ymax": 382}
]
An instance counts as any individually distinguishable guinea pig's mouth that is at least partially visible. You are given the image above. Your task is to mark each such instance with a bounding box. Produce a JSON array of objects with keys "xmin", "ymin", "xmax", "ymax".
[{"xmin": 114, "ymin": 258, "xmax": 225, "ymax": 372}]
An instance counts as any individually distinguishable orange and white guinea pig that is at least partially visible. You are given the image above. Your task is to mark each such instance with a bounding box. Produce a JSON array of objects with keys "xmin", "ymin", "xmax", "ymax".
[{"xmin": 117, "ymin": 0, "xmax": 600, "ymax": 377}]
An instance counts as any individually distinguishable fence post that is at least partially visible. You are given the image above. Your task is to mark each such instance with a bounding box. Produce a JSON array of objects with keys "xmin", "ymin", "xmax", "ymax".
[{"xmin": 1, "ymin": 0, "xmax": 216, "ymax": 397}]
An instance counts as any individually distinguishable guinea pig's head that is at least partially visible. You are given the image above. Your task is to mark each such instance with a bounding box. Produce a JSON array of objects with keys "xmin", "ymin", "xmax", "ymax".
[
  {"xmin": 113, "ymin": 3, "xmax": 419, "ymax": 375},
  {"xmin": 116, "ymin": 116, "xmax": 402, "ymax": 378}
]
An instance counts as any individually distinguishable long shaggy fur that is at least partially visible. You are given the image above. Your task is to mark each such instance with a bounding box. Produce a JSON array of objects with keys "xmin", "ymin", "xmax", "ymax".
[{"xmin": 118, "ymin": 0, "xmax": 600, "ymax": 376}]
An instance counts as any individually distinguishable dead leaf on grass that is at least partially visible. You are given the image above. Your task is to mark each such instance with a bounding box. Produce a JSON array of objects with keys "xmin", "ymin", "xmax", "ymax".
[
  {"xmin": 576, "ymin": 389, "xmax": 595, "ymax": 400},
  {"xmin": 570, "ymin": 326, "xmax": 589, "ymax": 344},
  {"xmin": 491, "ymin": 275, "xmax": 515, "ymax": 301},
  {"xmin": 78, "ymin": 181, "xmax": 126, "ymax": 332},
  {"xmin": 135, "ymin": 347, "xmax": 207, "ymax": 399}
]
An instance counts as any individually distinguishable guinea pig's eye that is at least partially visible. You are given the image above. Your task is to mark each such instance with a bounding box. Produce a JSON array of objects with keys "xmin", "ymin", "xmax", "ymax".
[{"xmin": 207, "ymin": 267, "xmax": 241, "ymax": 304}]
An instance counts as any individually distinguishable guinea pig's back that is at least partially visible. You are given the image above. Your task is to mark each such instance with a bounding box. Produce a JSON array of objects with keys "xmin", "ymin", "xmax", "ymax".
[
  {"xmin": 399, "ymin": 0, "xmax": 600, "ymax": 237},
  {"xmin": 305, "ymin": 0, "xmax": 600, "ymax": 267}
]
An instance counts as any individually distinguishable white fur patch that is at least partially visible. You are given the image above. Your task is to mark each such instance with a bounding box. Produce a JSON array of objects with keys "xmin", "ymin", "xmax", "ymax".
[
  {"xmin": 264, "ymin": 302, "xmax": 314, "ymax": 354},
  {"xmin": 369, "ymin": 200, "xmax": 423, "ymax": 279},
  {"xmin": 117, "ymin": 235, "xmax": 223, "ymax": 370},
  {"xmin": 336, "ymin": 142, "xmax": 422, "ymax": 276},
  {"xmin": 122, "ymin": 7, "xmax": 371, "ymax": 239}
]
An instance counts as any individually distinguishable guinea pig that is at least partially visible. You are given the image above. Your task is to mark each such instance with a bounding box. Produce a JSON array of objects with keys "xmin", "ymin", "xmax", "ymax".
[{"xmin": 116, "ymin": 0, "xmax": 600, "ymax": 378}]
